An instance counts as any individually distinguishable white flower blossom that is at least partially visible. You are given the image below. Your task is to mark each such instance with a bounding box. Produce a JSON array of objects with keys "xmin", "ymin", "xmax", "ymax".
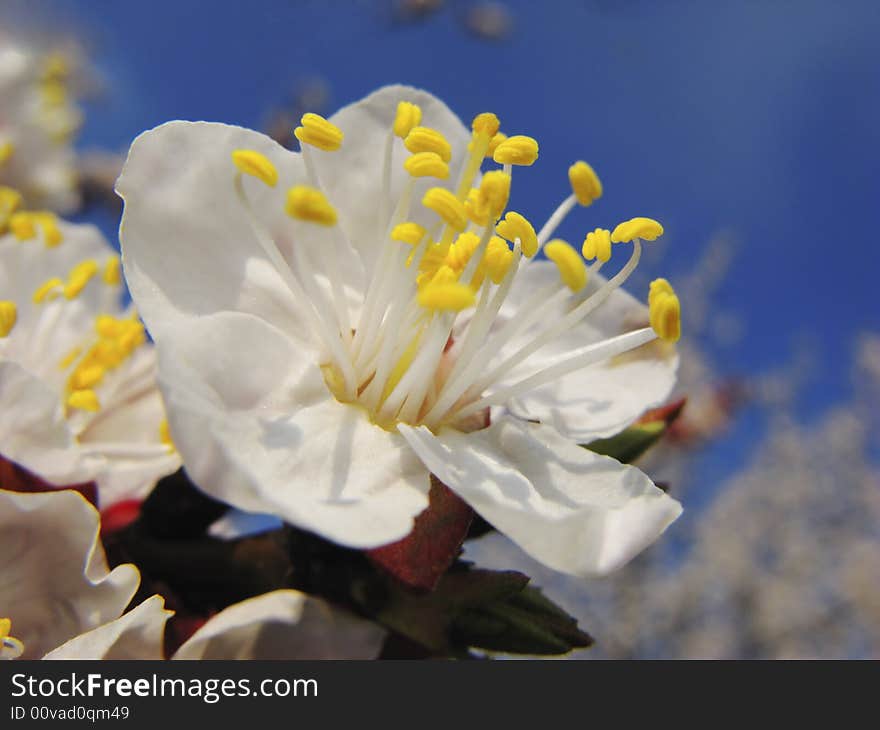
[
  {"xmin": 0, "ymin": 217, "xmax": 179, "ymax": 504},
  {"xmin": 117, "ymin": 85, "xmax": 683, "ymax": 577},
  {"xmin": 0, "ymin": 489, "xmax": 385, "ymax": 660},
  {"xmin": 0, "ymin": 31, "xmax": 82, "ymax": 212}
]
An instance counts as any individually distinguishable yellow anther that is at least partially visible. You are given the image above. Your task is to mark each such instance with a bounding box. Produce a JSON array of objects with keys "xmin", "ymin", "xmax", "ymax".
[
  {"xmin": 12, "ymin": 211, "xmax": 63, "ymax": 246},
  {"xmin": 493, "ymin": 135, "xmax": 539, "ymax": 166},
  {"xmin": 394, "ymin": 101, "xmax": 422, "ymax": 138},
  {"xmin": 294, "ymin": 113, "xmax": 344, "ymax": 151},
  {"xmin": 37, "ymin": 213, "xmax": 63, "ymax": 247},
  {"xmin": 544, "ymin": 239, "xmax": 588, "ymax": 292},
  {"xmin": 42, "ymin": 52, "xmax": 70, "ymax": 82},
  {"xmin": 95, "ymin": 314, "xmax": 124, "ymax": 339},
  {"xmin": 160, "ymin": 419, "xmax": 174, "ymax": 448},
  {"xmin": 0, "ymin": 301, "xmax": 17, "ymax": 338},
  {"xmin": 64, "ymin": 260, "xmax": 99, "ymax": 299},
  {"xmin": 67, "ymin": 389, "xmax": 100, "ymax": 412},
  {"xmin": 649, "ymin": 278, "xmax": 681, "ymax": 343},
  {"xmin": 486, "ymin": 132, "xmax": 507, "ymax": 158},
  {"xmin": 464, "ymin": 188, "xmax": 490, "ymax": 227},
  {"xmin": 569, "ymin": 161, "xmax": 603, "ymax": 206},
  {"xmin": 70, "ymin": 363, "xmax": 105, "ymax": 390},
  {"xmin": 477, "ymin": 170, "xmax": 511, "ymax": 221},
  {"xmin": 231, "ymin": 149, "xmax": 278, "ymax": 187},
  {"xmin": 59, "ymin": 346, "xmax": 82, "ymax": 369},
  {"xmin": 10, "ymin": 212, "xmax": 36, "ymax": 240},
  {"xmin": 422, "ymin": 187, "xmax": 468, "ymax": 231},
  {"xmin": 446, "ymin": 232, "xmax": 481, "ymax": 272},
  {"xmin": 427, "ymin": 264, "xmax": 460, "ymax": 289},
  {"xmin": 391, "ymin": 222, "xmax": 427, "ymax": 246},
  {"xmin": 582, "ymin": 228, "xmax": 612, "ymax": 262},
  {"xmin": 611, "ymin": 217, "xmax": 664, "ymax": 243},
  {"xmin": 103, "ymin": 256, "xmax": 122, "ymax": 286},
  {"xmin": 403, "ymin": 151, "xmax": 449, "ymax": 179},
  {"xmin": 33, "ymin": 277, "xmax": 64, "ymax": 304},
  {"xmin": 0, "ymin": 141, "xmax": 13, "ymax": 165},
  {"xmin": 404, "ymin": 127, "xmax": 452, "ymax": 163},
  {"xmin": 495, "ymin": 211, "xmax": 538, "ymax": 258},
  {"xmin": 418, "ymin": 282, "xmax": 476, "ymax": 312},
  {"xmin": 484, "ymin": 236, "xmax": 514, "ymax": 284},
  {"xmin": 116, "ymin": 320, "xmax": 146, "ymax": 352},
  {"xmin": 472, "ymin": 112, "xmax": 500, "ymax": 137},
  {"xmin": 0, "ymin": 618, "xmax": 11, "ymax": 639},
  {"xmin": 286, "ymin": 186, "xmax": 338, "ymax": 226}
]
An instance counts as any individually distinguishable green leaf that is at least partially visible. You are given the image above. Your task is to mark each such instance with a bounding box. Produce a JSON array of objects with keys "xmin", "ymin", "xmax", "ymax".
[{"xmin": 375, "ymin": 563, "xmax": 592, "ymax": 656}]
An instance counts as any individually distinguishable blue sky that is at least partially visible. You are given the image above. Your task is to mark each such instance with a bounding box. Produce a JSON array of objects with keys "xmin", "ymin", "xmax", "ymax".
[{"xmin": 18, "ymin": 0, "xmax": 880, "ymax": 478}]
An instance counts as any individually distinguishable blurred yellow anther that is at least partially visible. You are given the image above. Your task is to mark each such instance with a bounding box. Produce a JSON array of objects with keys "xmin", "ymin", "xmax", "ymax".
[
  {"xmin": 294, "ymin": 113, "xmax": 344, "ymax": 151},
  {"xmin": 160, "ymin": 419, "xmax": 174, "ymax": 449},
  {"xmin": 96, "ymin": 314, "xmax": 124, "ymax": 339},
  {"xmin": 38, "ymin": 213, "xmax": 63, "ymax": 247},
  {"xmin": 582, "ymin": 228, "xmax": 612, "ymax": 262},
  {"xmin": 419, "ymin": 282, "xmax": 476, "ymax": 312},
  {"xmin": 464, "ymin": 188, "xmax": 490, "ymax": 226},
  {"xmin": 70, "ymin": 364, "xmax": 105, "ymax": 390},
  {"xmin": 472, "ymin": 112, "xmax": 500, "ymax": 137},
  {"xmin": 11, "ymin": 211, "xmax": 63, "ymax": 246},
  {"xmin": 103, "ymin": 256, "xmax": 122, "ymax": 285},
  {"xmin": 0, "ymin": 618, "xmax": 11, "ymax": 638},
  {"xmin": 0, "ymin": 301, "xmax": 17, "ymax": 337},
  {"xmin": 64, "ymin": 260, "xmax": 99, "ymax": 299},
  {"xmin": 394, "ymin": 101, "xmax": 422, "ymax": 138},
  {"xmin": 493, "ymin": 135, "xmax": 539, "ymax": 166},
  {"xmin": 0, "ymin": 141, "xmax": 13, "ymax": 165},
  {"xmin": 404, "ymin": 127, "xmax": 452, "ymax": 163},
  {"xmin": 486, "ymin": 132, "xmax": 507, "ymax": 158},
  {"xmin": 423, "ymin": 187, "xmax": 468, "ymax": 231},
  {"xmin": 231, "ymin": 149, "xmax": 278, "ymax": 187},
  {"xmin": 403, "ymin": 151, "xmax": 449, "ymax": 179},
  {"xmin": 67, "ymin": 389, "xmax": 100, "ymax": 413},
  {"xmin": 286, "ymin": 186, "xmax": 338, "ymax": 226},
  {"xmin": 33, "ymin": 277, "xmax": 64, "ymax": 304},
  {"xmin": 496, "ymin": 211, "xmax": 537, "ymax": 258},
  {"xmin": 544, "ymin": 239, "xmax": 587, "ymax": 292},
  {"xmin": 611, "ymin": 217, "xmax": 664, "ymax": 243},
  {"xmin": 10, "ymin": 212, "xmax": 36, "ymax": 240},
  {"xmin": 391, "ymin": 222, "xmax": 426, "ymax": 246},
  {"xmin": 484, "ymin": 237, "xmax": 514, "ymax": 284},
  {"xmin": 477, "ymin": 170, "xmax": 511, "ymax": 220},
  {"xmin": 569, "ymin": 161, "xmax": 603, "ymax": 206},
  {"xmin": 649, "ymin": 278, "xmax": 681, "ymax": 343},
  {"xmin": 42, "ymin": 53, "xmax": 70, "ymax": 82}
]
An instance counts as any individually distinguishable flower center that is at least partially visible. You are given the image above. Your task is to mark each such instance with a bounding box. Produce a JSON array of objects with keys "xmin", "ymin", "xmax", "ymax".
[
  {"xmin": 231, "ymin": 101, "xmax": 681, "ymax": 433},
  {"xmin": 0, "ymin": 204, "xmax": 154, "ymax": 427}
]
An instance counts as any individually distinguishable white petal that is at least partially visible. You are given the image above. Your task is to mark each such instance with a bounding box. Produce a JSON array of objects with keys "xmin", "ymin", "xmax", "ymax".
[
  {"xmin": 80, "ymin": 351, "xmax": 181, "ymax": 505},
  {"xmin": 0, "ymin": 360, "xmax": 98, "ymax": 484},
  {"xmin": 0, "ymin": 489, "xmax": 140, "ymax": 658},
  {"xmin": 157, "ymin": 311, "xmax": 431, "ymax": 547},
  {"xmin": 43, "ymin": 595, "xmax": 172, "ymax": 660},
  {"xmin": 116, "ymin": 121, "xmax": 319, "ymax": 344},
  {"xmin": 0, "ymin": 223, "xmax": 116, "ymax": 381},
  {"xmin": 398, "ymin": 417, "xmax": 682, "ymax": 577},
  {"xmin": 173, "ymin": 590, "xmax": 385, "ymax": 660},
  {"xmin": 477, "ymin": 261, "xmax": 679, "ymax": 441},
  {"xmin": 318, "ymin": 85, "xmax": 473, "ymax": 274}
]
